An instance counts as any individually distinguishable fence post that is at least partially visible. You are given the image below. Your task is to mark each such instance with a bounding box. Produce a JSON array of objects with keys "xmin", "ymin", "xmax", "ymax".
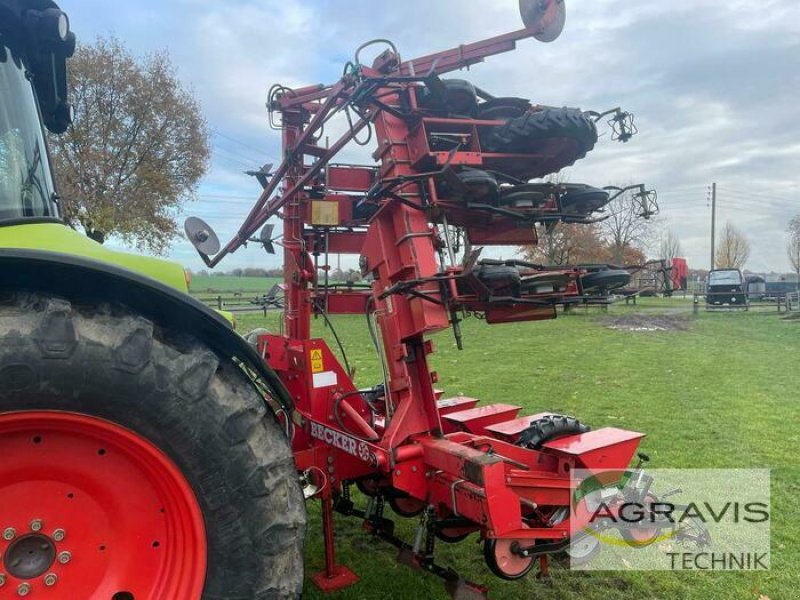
[
  {"xmin": 217, "ymin": 295, "xmax": 222, "ymax": 310},
  {"xmin": 693, "ymin": 295, "xmax": 699, "ymax": 315}
]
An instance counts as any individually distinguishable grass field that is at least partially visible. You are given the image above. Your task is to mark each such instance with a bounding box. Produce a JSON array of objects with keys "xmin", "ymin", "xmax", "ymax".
[
  {"xmin": 237, "ymin": 301, "xmax": 799, "ymax": 600},
  {"xmin": 189, "ymin": 274, "xmax": 282, "ymax": 293}
]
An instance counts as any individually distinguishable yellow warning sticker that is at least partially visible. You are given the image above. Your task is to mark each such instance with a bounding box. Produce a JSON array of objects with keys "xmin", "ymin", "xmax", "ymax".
[{"xmin": 310, "ymin": 348, "xmax": 324, "ymax": 373}]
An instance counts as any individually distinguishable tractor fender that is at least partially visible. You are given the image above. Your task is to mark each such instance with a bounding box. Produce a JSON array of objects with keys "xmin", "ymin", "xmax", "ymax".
[{"xmin": 0, "ymin": 248, "xmax": 294, "ymax": 413}]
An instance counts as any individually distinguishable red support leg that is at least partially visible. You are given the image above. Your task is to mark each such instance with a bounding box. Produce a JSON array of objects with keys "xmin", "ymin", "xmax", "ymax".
[{"xmin": 311, "ymin": 494, "xmax": 359, "ymax": 592}]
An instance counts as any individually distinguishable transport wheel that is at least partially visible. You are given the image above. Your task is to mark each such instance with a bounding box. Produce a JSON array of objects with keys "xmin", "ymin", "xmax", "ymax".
[
  {"xmin": 483, "ymin": 535, "xmax": 535, "ymax": 580},
  {"xmin": 482, "ymin": 107, "xmax": 597, "ymax": 178},
  {"xmin": 0, "ymin": 293, "xmax": 306, "ymax": 599}
]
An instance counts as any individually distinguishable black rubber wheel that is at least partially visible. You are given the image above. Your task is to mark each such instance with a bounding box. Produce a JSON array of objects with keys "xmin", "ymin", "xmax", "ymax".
[
  {"xmin": 477, "ymin": 97, "xmax": 531, "ymax": 121},
  {"xmin": 518, "ymin": 415, "xmax": 591, "ymax": 450},
  {"xmin": 559, "ymin": 184, "xmax": 611, "ymax": 216},
  {"xmin": 497, "ymin": 183, "xmax": 549, "ymax": 208},
  {"xmin": 0, "ymin": 293, "xmax": 306, "ymax": 599},
  {"xmin": 419, "ymin": 79, "xmax": 478, "ymax": 117},
  {"xmin": 482, "ymin": 107, "xmax": 598, "ymax": 178},
  {"xmin": 476, "ymin": 264, "xmax": 521, "ymax": 297},
  {"xmin": 580, "ymin": 270, "xmax": 631, "ymax": 293},
  {"xmin": 456, "ymin": 168, "xmax": 499, "ymax": 203}
]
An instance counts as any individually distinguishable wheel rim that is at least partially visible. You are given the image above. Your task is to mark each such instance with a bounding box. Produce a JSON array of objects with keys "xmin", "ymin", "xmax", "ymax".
[
  {"xmin": 567, "ymin": 536, "xmax": 599, "ymax": 560},
  {"xmin": 486, "ymin": 539, "xmax": 534, "ymax": 579},
  {"xmin": 622, "ymin": 494, "xmax": 660, "ymax": 546},
  {"xmin": 0, "ymin": 411, "xmax": 206, "ymax": 599}
]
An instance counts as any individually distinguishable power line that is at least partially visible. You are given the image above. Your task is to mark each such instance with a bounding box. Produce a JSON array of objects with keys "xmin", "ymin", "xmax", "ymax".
[
  {"xmin": 210, "ymin": 127, "xmax": 277, "ymax": 162},
  {"xmin": 716, "ymin": 186, "xmax": 798, "ymax": 203}
]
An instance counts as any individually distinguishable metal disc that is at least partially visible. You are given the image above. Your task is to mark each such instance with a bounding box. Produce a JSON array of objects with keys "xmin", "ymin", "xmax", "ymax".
[
  {"xmin": 519, "ymin": 0, "xmax": 567, "ymax": 43},
  {"xmin": 184, "ymin": 217, "xmax": 220, "ymax": 256}
]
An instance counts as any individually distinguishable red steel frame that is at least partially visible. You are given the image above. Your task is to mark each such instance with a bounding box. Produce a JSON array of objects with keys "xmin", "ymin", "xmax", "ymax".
[{"xmin": 201, "ymin": 16, "xmax": 647, "ymax": 594}]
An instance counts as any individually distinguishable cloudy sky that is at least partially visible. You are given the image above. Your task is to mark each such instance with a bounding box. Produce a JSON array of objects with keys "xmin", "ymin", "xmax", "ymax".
[{"xmin": 64, "ymin": 0, "xmax": 800, "ymax": 273}]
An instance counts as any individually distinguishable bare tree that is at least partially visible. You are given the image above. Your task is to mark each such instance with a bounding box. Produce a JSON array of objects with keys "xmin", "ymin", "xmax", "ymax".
[
  {"xmin": 659, "ymin": 228, "xmax": 683, "ymax": 261},
  {"xmin": 715, "ymin": 221, "xmax": 750, "ymax": 269},
  {"xmin": 50, "ymin": 36, "xmax": 210, "ymax": 253},
  {"xmin": 788, "ymin": 215, "xmax": 800, "ymax": 282},
  {"xmin": 599, "ymin": 188, "xmax": 655, "ymax": 264}
]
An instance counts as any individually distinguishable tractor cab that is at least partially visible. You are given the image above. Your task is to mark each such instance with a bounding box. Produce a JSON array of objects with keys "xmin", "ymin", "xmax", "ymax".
[
  {"xmin": 0, "ymin": 49, "xmax": 59, "ymax": 220},
  {"xmin": 0, "ymin": 0, "xmax": 74, "ymax": 223}
]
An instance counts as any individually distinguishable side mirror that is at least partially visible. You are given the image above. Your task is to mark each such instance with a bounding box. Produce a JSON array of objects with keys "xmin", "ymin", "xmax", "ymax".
[
  {"xmin": 519, "ymin": 0, "xmax": 566, "ymax": 42},
  {"xmin": 23, "ymin": 7, "xmax": 77, "ymax": 133}
]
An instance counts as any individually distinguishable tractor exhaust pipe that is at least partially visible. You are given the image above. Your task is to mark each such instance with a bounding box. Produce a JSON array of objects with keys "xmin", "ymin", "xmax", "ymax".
[{"xmin": 519, "ymin": 0, "xmax": 566, "ymax": 42}]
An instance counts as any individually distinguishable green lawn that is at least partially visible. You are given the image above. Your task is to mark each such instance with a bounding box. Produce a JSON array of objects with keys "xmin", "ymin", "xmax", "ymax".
[{"xmin": 238, "ymin": 301, "xmax": 799, "ymax": 600}]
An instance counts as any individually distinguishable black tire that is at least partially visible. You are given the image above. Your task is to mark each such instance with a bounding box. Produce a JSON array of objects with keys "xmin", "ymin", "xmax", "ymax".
[
  {"xmin": 457, "ymin": 168, "xmax": 499, "ymax": 203},
  {"xmin": 476, "ymin": 264, "xmax": 522, "ymax": 297},
  {"xmin": 419, "ymin": 79, "xmax": 478, "ymax": 117},
  {"xmin": 558, "ymin": 184, "xmax": 611, "ymax": 216},
  {"xmin": 0, "ymin": 292, "xmax": 306, "ymax": 599},
  {"xmin": 482, "ymin": 107, "xmax": 598, "ymax": 178},
  {"xmin": 477, "ymin": 97, "xmax": 531, "ymax": 121},
  {"xmin": 518, "ymin": 415, "xmax": 591, "ymax": 450},
  {"xmin": 497, "ymin": 183, "xmax": 548, "ymax": 208},
  {"xmin": 580, "ymin": 270, "xmax": 631, "ymax": 293}
]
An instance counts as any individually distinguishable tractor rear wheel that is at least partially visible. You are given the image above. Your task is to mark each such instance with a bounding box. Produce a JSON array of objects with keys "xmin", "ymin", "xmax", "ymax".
[{"xmin": 0, "ymin": 293, "xmax": 306, "ymax": 599}]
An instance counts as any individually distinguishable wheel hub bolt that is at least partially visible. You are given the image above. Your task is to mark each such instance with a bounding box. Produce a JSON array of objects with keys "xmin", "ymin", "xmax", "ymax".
[
  {"xmin": 17, "ymin": 582, "xmax": 31, "ymax": 596},
  {"xmin": 57, "ymin": 550, "xmax": 71, "ymax": 564},
  {"xmin": 2, "ymin": 528, "xmax": 16, "ymax": 541},
  {"xmin": 44, "ymin": 573, "xmax": 58, "ymax": 586},
  {"xmin": 52, "ymin": 529, "xmax": 66, "ymax": 542},
  {"xmin": 30, "ymin": 519, "xmax": 43, "ymax": 532}
]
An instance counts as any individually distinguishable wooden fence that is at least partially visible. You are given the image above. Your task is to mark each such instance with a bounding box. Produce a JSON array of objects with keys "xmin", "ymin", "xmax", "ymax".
[{"xmin": 191, "ymin": 287, "xmax": 284, "ymax": 314}]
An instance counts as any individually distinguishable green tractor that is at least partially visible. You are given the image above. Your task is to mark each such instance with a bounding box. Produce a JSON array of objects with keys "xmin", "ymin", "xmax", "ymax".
[{"xmin": 0, "ymin": 1, "xmax": 305, "ymax": 597}]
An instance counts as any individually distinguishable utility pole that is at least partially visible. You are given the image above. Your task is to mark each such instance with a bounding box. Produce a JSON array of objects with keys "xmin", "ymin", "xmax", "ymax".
[{"xmin": 710, "ymin": 182, "xmax": 717, "ymax": 270}]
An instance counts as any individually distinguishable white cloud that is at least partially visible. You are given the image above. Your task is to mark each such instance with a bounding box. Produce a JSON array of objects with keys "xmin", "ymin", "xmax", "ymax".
[{"xmin": 68, "ymin": 0, "xmax": 800, "ymax": 273}]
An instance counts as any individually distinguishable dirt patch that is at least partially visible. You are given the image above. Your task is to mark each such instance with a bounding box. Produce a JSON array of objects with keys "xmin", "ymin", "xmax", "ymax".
[{"xmin": 602, "ymin": 313, "xmax": 692, "ymax": 332}]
